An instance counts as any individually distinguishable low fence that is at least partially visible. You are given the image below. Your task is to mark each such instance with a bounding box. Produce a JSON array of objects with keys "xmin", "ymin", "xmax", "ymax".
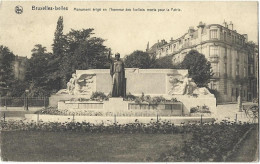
[
  {"xmin": 59, "ymin": 101, "xmax": 184, "ymax": 116},
  {"xmin": 23, "ymin": 114, "xmax": 215, "ymax": 125},
  {"xmin": 128, "ymin": 102, "xmax": 183, "ymax": 116},
  {"xmin": 0, "ymin": 97, "xmax": 49, "ymax": 109}
]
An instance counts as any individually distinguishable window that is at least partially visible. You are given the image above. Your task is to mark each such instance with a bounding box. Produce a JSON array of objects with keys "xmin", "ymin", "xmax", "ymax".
[
  {"xmin": 210, "ymin": 81, "xmax": 217, "ymax": 90},
  {"xmin": 224, "ymin": 31, "xmax": 227, "ymax": 41},
  {"xmin": 244, "ymin": 67, "xmax": 246, "ymax": 77},
  {"xmin": 224, "ymin": 80, "xmax": 227, "ymax": 95},
  {"xmin": 210, "ymin": 46, "xmax": 218, "ymax": 56},
  {"xmin": 210, "ymin": 29, "xmax": 218, "ymax": 39},
  {"xmin": 236, "ymin": 65, "xmax": 239, "ymax": 76},
  {"xmin": 250, "ymin": 65, "xmax": 254, "ymax": 74},
  {"xmin": 224, "ymin": 63, "xmax": 227, "ymax": 74},
  {"xmin": 211, "ymin": 63, "xmax": 218, "ymax": 75}
]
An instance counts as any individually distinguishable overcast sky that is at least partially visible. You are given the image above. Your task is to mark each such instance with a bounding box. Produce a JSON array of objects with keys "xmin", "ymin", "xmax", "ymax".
[{"xmin": 0, "ymin": 1, "xmax": 258, "ymax": 58}]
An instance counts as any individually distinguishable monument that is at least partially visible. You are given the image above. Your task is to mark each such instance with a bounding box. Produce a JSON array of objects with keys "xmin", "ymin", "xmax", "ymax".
[
  {"xmin": 108, "ymin": 52, "xmax": 126, "ymax": 97},
  {"xmin": 50, "ymin": 63, "xmax": 216, "ymax": 116}
]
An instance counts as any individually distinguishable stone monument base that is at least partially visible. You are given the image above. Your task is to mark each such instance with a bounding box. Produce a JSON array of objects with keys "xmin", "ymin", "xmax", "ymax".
[{"xmin": 103, "ymin": 98, "xmax": 129, "ymax": 113}]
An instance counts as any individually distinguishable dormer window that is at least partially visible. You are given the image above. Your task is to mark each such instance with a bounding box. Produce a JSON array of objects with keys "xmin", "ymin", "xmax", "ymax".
[{"xmin": 210, "ymin": 29, "xmax": 218, "ymax": 39}]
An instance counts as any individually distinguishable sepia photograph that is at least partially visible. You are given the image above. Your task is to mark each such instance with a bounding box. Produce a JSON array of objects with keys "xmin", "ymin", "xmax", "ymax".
[{"xmin": 0, "ymin": 1, "xmax": 259, "ymax": 162}]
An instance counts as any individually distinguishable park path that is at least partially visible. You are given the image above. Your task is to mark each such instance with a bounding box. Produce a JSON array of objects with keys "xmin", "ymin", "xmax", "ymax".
[
  {"xmin": 227, "ymin": 127, "xmax": 259, "ymax": 162},
  {"xmin": 216, "ymin": 102, "xmax": 257, "ymax": 123}
]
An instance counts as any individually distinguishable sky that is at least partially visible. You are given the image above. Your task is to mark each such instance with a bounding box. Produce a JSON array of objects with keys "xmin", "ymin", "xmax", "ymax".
[{"xmin": 0, "ymin": 1, "xmax": 258, "ymax": 58}]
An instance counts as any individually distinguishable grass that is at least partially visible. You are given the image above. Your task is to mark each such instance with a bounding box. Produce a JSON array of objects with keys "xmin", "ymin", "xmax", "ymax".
[
  {"xmin": 227, "ymin": 127, "xmax": 259, "ymax": 162},
  {"xmin": 1, "ymin": 131, "xmax": 191, "ymax": 162}
]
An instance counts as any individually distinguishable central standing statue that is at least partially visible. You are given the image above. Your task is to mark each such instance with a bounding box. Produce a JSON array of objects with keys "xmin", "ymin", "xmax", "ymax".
[{"xmin": 108, "ymin": 51, "xmax": 126, "ymax": 97}]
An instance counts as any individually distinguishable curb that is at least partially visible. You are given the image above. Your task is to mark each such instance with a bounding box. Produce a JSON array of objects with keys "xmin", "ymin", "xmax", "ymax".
[{"xmin": 223, "ymin": 126, "xmax": 254, "ymax": 161}]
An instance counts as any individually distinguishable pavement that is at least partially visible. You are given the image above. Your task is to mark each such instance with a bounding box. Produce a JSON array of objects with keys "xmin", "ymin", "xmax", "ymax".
[
  {"xmin": 0, "ymin": 102, "xmax": 258, "ymax": 124},
  {"xmin": 0, "ymin": 106, "xmax": 43, "ymax": 111},
  {"xmin": 0, "ymin": 107, "xmax": 43, "ymax": 120},
  {"xmin": 215, "ymin": 102, "xmax": 258, "ymax": 123}
]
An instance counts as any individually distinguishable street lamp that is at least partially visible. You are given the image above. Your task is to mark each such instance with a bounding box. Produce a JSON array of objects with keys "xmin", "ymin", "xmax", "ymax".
[
  {"xmin": 238, "ymin": 84, "xmax": 242, "ymax": 112},
  {"xmin": 25, "ymin": 89, "xmax": 29, "ymax": 111}
]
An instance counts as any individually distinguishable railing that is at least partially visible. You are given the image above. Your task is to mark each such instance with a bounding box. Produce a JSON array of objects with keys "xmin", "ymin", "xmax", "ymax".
[
  {"xmin": 209, "ymin": 56, "xmax": 219, "ymax": 63},
  {"xmin": 63, "ymin": 101, "xmax": 104, "ymax": 110},
  {"xmin": 212, "ymin": 72, "xmax": 220, "ymax": 78},
  {"xmin": 182, "ymin": 42, "xmax": 192, "ymax": 48},
  {"xmin": 248, "ymin": 58, "xmax": 254, "ymax": 63},
  {"xmin": 0, "ymin": 97, "xmax": 48, "ymax": 108},
  {"xmin": 128, "ymin": 102, "xmax": 183, "ymax": 116}
]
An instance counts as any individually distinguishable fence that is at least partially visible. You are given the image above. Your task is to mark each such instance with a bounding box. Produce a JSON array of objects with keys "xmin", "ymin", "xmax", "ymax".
[
  {"xmin": 0, "ymin": 97, "xmax": 49, "ymax": 109},
  {"xmin": 128, "ymin": 102, "xmax": 183, "ymax": 116}
]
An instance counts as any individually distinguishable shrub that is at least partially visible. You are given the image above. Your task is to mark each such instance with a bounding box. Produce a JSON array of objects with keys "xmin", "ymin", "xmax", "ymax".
[
  {"xmin": 158, "ymin": 121, "xmax": 254, "ymax": 162},
  {"xmin": 190, "ymin": 105, "xmax": 211, "ymax": 114},
  {"xmin": 190, "ymin": 107, "xmax": 199, "ymax": 113},
  {"xmin": 124, "ymin": 92, "xmax": 137, "ymax": 101},
  {"xmin": 133, "ymin": 93, "xmax": 179, "ymax": 105},
  {"xmin": 90, "ymin": 92, "xmax": 109, "ymax": 101}
]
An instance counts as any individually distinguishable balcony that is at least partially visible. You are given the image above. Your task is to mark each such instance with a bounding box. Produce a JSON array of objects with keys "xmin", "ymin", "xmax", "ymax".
[
  {"xmin": 209, "ymin": 56, "xmax": 219, "ymax": 63},
  {"xmin": 248, "ymin": 58, "xmax": 254, "ymax": 64},
  {"xmin": 182, "ymin": 42, "xmax": 192, "ymax": 49},
  {"xmin": 212, "ymin": 72, "xmax": 220, "ymax": 78},
  {"xmin": 222, "ymin": 73, "xmax": 228, "ymax": 78}
]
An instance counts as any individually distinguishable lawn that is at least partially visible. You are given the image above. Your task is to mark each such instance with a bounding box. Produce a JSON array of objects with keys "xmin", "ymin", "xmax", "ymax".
[
  {"xmin": 1, "ymin": 131, "xmax": 191, "ymax": 162},
  {"xmin": 227, "ymin": 128, "xmax": 259, "ymax": 162}
]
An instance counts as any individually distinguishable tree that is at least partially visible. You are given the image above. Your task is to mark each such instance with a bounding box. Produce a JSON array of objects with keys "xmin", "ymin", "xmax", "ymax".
[
  {"xmin": 152, "ymin": 55, "xmax": 176, "ymax": 68},
  {"xmin": 179, "ymin": 50, "xmax": 213, "ymax": 87},
  {"xmin": 31, "ymin": 44, "xmax": 47, "ymax": 55},
  {"xmin": 48, "ymin": 27, "xmax": 110, "ymax": 90},
  {"xmin": 124, "ymin": 50, "xmax": 155, "ymax": 68},
  {"xmin": 25, "ymin": 44, "xmax": 53, "ymax": 96},
  {"xmin": 51, "ymin": 16, "xmax": 66, "ymax": 89},
  {"xmin": 244, "ymin": 41, "xmax": 257, "ymax": 55},
  {"xmin": 52, "ymin": 16, "xmax": 65, "ymax": 57},
  {"xmin": 0, "ymin": 45, "xmax": 15, "ymax": 96},
  {"xmin": 64, "ymin": 29, "xmax": 109, "ymax": 70}
]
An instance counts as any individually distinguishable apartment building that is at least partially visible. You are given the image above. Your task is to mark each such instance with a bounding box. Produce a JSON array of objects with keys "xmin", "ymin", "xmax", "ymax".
[{"xmin": 147, "ymin": 21, "xmax": 258, "ymax": 103}]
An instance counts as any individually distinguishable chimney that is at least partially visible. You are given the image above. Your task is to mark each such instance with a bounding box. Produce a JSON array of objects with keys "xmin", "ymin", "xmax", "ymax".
[
  {"xmin": 223, "ymin": 20, "xmax": 227, "ymax": 28},
  {"xmin": 162, "ymin": 39, "xmax": 166, "ymax": 45},
  {"xmin": 188, "ymin": 26, "xmax": 195, "ymax": 33},
  {"xmin": 243, "ymin": 34, "xmax": 248, "ymax": 42},
  {"xmin": 197, "ymin": 21, "xmax": 205, "ymax": 28},
  {"xmin": 170, "ymin": 37, "xmax": 173, "ymax": 42},
  {"xmin": 229, "ymin": 21, "xmax": 233, "ymax": 30},
  {"xmin": 146, "ymin": 42, "xmax": 149, "ymax": 51}
]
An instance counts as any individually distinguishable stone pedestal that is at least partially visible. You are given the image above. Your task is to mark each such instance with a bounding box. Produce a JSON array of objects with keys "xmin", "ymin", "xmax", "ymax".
[{"xmin": 103, "ymin": 98, "xmax": 129, "ymax": 112}]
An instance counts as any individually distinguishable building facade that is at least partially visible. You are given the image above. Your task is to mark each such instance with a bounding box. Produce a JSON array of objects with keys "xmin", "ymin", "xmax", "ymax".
[{"xmin": 147, "ymin": 21, "xmax": 258, "ymax": 103}]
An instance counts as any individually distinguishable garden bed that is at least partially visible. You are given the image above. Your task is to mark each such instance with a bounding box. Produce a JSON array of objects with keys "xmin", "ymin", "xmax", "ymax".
[{"xmin": 24, "ymin": 114, "xmax": 215, "ymax": 125}]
